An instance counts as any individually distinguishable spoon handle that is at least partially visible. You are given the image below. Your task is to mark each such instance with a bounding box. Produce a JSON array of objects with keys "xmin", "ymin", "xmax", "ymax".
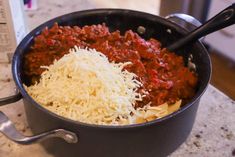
[{"xmin": 167, "ymin": 3, "xmax": 235, "ymax": 52}]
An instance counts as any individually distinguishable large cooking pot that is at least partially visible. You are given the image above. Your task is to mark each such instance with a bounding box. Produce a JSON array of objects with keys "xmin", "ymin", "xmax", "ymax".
[{"xmin": 0, "ymin": 9, "xmax": 211, "ymax": 157}]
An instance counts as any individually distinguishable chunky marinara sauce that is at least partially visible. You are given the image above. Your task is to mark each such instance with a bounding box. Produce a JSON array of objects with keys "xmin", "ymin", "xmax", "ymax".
[{"xmin": 24, "ymin": 23, "xmax": 198, "ymax": 107}]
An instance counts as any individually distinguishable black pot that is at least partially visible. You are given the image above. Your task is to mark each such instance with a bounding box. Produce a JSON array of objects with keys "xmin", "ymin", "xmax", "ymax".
[{"xmin": 0, "ymin": 9, "xmax": 211, "ymax": 157}]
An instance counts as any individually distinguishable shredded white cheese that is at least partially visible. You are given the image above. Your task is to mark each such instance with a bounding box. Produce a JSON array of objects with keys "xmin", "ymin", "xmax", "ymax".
[{"xmin": 25, "ymin": 46, "xmax": 181, "ymax": 125}]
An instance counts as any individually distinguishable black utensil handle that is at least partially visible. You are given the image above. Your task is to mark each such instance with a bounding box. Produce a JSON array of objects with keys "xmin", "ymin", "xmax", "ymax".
[{"xmin": 167, "ymin": 3, "xmax": 235, "ymax": 51}]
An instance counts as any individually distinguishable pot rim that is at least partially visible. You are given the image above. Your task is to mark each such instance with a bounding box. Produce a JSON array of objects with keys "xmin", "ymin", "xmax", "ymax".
[{"xmin": 12, "ymin": 8, "xmax": 211, "ymax": 129}]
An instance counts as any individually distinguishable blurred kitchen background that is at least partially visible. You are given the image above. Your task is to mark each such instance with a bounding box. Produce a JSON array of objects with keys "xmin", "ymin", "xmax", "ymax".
[{"xmin": 1, "ymin": 0, "xmax": 235, "ymax": 99}]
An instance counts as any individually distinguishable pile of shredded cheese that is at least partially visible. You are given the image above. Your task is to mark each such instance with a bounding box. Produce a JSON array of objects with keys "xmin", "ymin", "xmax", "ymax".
[{"xmin": 25, "ymin": 46, "xmax": 181, "ymax": 125}]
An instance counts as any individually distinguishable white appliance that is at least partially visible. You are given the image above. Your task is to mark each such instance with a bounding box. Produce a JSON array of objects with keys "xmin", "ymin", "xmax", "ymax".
[{"xmin": 204, "ymin": 0, "xmax": 235, "ymax": 62}]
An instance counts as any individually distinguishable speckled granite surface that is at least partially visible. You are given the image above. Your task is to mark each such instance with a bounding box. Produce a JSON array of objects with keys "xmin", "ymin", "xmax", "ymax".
[{"xmin": 0, "ymin": 0, "xmax": 235, "ymax": 157}]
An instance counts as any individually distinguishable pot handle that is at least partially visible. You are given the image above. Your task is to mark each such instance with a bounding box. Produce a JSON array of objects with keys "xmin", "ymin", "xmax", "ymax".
[
  {"xmin": 0, "ymin": 111, "xmax": 78, "ymax": 144},
  {"xmin": 0, "ymin": 88, "xmax": 22, "ymax": 106},
  {"xmin": 165, "ymin": 13, "xmax": 202, "ymax": 31}
]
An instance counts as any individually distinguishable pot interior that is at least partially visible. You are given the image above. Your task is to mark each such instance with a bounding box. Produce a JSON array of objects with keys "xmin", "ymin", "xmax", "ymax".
[{"xmin": 13, "ymin": 9, "xmax": 211, "ymax": 123}]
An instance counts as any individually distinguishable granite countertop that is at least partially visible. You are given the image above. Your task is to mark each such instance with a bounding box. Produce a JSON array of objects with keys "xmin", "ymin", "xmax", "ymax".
[{"xmin": 0, "ymin": 0, "xmax": 235, "ymax": 156}]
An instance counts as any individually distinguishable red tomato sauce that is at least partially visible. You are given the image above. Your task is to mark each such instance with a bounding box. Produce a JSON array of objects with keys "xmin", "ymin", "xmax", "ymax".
[{"xmin": 24, "ymin": 23, "xmax": 198, "ymax": 107}]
